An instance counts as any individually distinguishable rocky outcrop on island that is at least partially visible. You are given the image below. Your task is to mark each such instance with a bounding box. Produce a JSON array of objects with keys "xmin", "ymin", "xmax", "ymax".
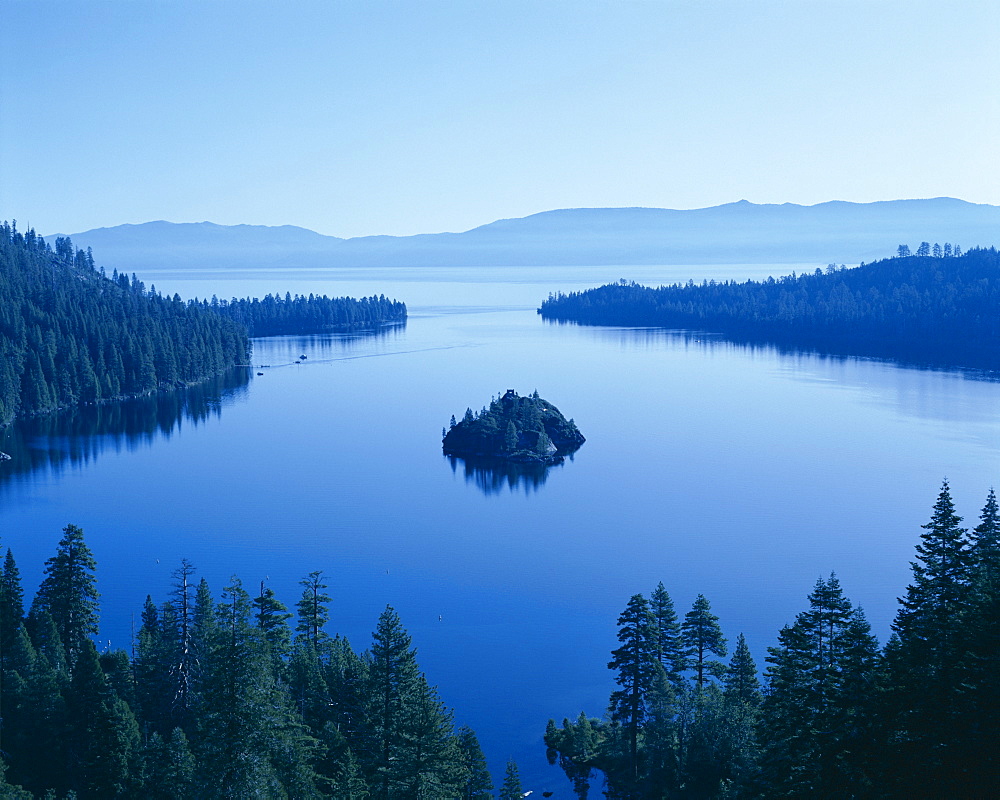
[{"xmin": 442, "ymin": 389, "xmax": 585, "ymax": 464}]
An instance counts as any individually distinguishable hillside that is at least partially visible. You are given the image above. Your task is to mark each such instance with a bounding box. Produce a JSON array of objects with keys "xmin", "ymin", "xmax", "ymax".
[
  {"xmin": 50, "ymin": 198, "xmax": 1000, "ymax": 270},
  {"xmin": 0, "ymin": 223, "xmax": 250, "ymax": 426},
  {"xmin": 539, "ymin": 247, "xmax": 1000, "ymax": 369}
]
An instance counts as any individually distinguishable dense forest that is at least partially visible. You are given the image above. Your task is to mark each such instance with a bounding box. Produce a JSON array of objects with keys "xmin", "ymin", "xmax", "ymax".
[
  {"xmin": 538, "ymin": 247, "xmax": 1000, "ymax": 369},
  {"xmin": 544, "ymin": 481, "xmax": 1000, "ymax": 798},
  {"xmin": 0, "ymin": 526, "xmax": 495, "ymax": 798},
  {"xmin": 200, "ymin": 293, "xmax": 406, "ymax": 337},
  {"xmin": 0, "ymin": 222, "xmax": 250, "ymax": 427},
  {"xmin": 443, "ymin": 389, "xmax": 585, "ymax": 463},
  {"xmin": 0, "ymin": 222, "xmax": 407, "ymax": 428}
]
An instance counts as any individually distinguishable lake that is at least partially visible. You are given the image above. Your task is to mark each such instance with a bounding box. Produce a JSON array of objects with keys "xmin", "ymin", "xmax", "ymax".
[{"xmin": 3, "ymin": 263, "xmax": 1000, "ymax": 792}]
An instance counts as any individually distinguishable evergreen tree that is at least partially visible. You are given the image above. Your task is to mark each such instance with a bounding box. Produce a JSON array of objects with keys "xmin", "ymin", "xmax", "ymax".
[
  {"xmin": 499, "ymin": 760, "xmax": 523, "ymax": 800},
  {"xmin": 196, "ymin": 577, "xmax": 319, "ymax": 798},
  {"xmin": 970, "ymin": 487, "xmax": 1000, "ymax": 578},
  {"xmin": 254, "ymin": 581, "xmax": 293, "ymax": 669},
  {"xmin": 504, "ymin": 420, "xmax": 518, "ymax": 452},
  {"xmin": 296, "ymin": 571, "xmax": 332, "ymax": 649},
  {"xmin": 650, "ymin": 582, "xmax": 685, "ymax": 687},
  {"xmin": 457, "ymin": 726, "xmax": 493, "ymax": 799},
  {"xmin": 759, "ymin": 576, "xmax": 881, "ymax": 797},
  {"xmin": 681, "ymin": 594, "xmax": 727, "ymax": 690},
  {"xmin": 894, "ymin": 481, "xmax": 971, "ymax": 664},
  {"xmin": 607, "ymin": 593, "xmax": 662, "ymax": 788},
  {"xmin": 363, "ymin": 606, "xmax": 422, "ymax": 799},
  {"xmin": 142, "ymin": 728, "xmax": 196, "ymax": 800},
  {"xmin": 718, "ymin": 634, "xmax": 761, "ymax": 794},
  {"xmin": 392, "ymin": 676, "xmax": 465, "ymax": 797},
  {"xmin": 887, "ymin": 481, "xmax": 976, "ymax": 795},
  {"xmin": 34, "ymin": 524, "xmax": 99, "ymax": 670},
  {"xmin": 0, "ymin": 548, "xmax": 25, "ymax": 668},
  {"xmin": 723, "ymin": 633, "xmax": 760, "ymax": 706},
  {"xmin": 134, "ymin": 596, "xmax": 175, "ymax": 735},
  {"xmin": 66, "ymin": 639, "xmax": 140, "ymax": 798},
  {"xmin": 949, "ymin": 489, "xmax": 1000, "ymax": 793}
]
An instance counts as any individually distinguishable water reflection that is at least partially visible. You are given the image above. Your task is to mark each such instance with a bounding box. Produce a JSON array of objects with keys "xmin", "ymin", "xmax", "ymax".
[
  {"xmin": 554, "ymin": 322, "xmax": 1000, "ymax": 382},
  {"xmin": 251, "ymin": 322, "xmax": 407, "ymax": 366},
  {"xmin": 0, "ymin": 369, "xmax": 250, "ymax": 488},
  {"xmin": 446, "ymin": 454, "xmax": 569, "ymax": 496}
]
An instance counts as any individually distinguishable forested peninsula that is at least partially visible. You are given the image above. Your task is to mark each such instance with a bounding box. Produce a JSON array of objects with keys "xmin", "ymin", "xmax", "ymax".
[
  {"xmin": 0, "ymin": 222, "xmax": 249, "ymax": 427},
  {"xmin": 201, "ymin": 293, "xmax": 406, "ymax": 337},
  {"xmin": 544, "ymin": 481, "xmax": 1000, "ymax": 798},
  {"xmin": 0, "ymin": 222, "xmax": 407, "ymax": 427},
  {"xmin": 539, "ymin": 247, "xmax": 1000, "ymax": 369}
]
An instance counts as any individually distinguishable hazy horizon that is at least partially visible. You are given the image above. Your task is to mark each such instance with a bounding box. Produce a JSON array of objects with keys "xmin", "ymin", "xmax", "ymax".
[{"xmin": 37, "ymin": 195, "xmax": 995, "ymax": 241}]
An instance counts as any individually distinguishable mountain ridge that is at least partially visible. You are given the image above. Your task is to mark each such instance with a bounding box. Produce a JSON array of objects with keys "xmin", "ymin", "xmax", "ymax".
[{"xmin": 45, "ymin": 197, "xmax": 1000, "ymax": 271}]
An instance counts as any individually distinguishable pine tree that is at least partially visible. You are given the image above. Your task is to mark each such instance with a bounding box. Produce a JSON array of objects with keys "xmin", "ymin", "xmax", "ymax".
[
  {"xmin": 142, "ymin": 728, "xmax": 196, "ymax": 800},
  {"xmin": 649, "ymin": 582, "xmax": 684, "ymax": 687},
  {"xmin": 719, "ymin": 634, "xmax": 761, "ymax": 793},
  {"xmin": 887, "ymin": 481, "xmax": 975, "ymax": 795},
  {"xmin": 970, "ymin": 487, "xmax": 1000, "ymax": 580},
  {"xmin": 66, "ymin": 639, "xmax": 140, "ymax": 797},
  {"xmin": 134, "ymin": 596, "xmax": 175, "ymax": 735},
  {"xmin": 254, "ymin": 582, "xmax": 293, "ymax": 668},
  {"xmin": 196, "ymin": 577, "xmax": 319, "ymax": 797},
  {"xmin": 499, "ymin": 760, "xmax": 523, "ymax": 800},
  {"xmin": 607, "ymin": 593, "xmax": 662, "ymax": 788},
  {"xmin": 951, "ymin": 489, "xmax": 1000, "ymax": 792},
  {"xmin": 723, "ymin": 633, "xmax": 760, "ymax": 706},
  {"xmin": 760, "ymin": 576, "xmax": 880, "ymax": 797},
  {"xmin": 392, "ymin": 676, "xmax": 465, "ymax": 797},
  {"xmin": 364, "ymin": 606, "xmax": 422, "ymax": 799},
  {"xmin": 0, "ymin": 548, "xmax": 25, "ymax": 668},
  {"xmin": 457, "ymin": 726, "xmax": 493, "ymax": 799},
  {"xmin": 893, "ymin": 481, "xmax": 971, "ymax": 668},
  {"xmin": 504, "ymin": 420, "xmax": 518, "ymax": 452},
  {"xmin": 681, "ymin": 594, "xmax": 727, "ymax": 690},
  {"xmin": 296, "ymin": 571, "xmax": 332, "ymax": 649},
  {"xmin": 34, "ymin": 524, "xmax": 99, "ymax": 670}
]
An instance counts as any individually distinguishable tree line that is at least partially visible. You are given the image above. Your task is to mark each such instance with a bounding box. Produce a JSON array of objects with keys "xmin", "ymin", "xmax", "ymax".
[
  {"xmin": 538, "ymin": 247, "xmax": 1000, "ymax": 369},
  {"xmin": 896, "ymin": 242, "xmax": 961, "ymax": 258},
  {"xmin": 200, "ymin": 293, "xmax": 406, "ymax": 338},
  {"xmin": 544, "ymin": 481, "xmax": 1000, "ymax": 798},
  {"xmin": 0, "ymin": 526, "xmax": 495, "ymax": 798}
]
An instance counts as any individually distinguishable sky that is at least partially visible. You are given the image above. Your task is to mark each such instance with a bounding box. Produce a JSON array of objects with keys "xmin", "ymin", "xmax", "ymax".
[{"xmin": 2, "ymin": 0, "xmax": 998, "ymax": 238}]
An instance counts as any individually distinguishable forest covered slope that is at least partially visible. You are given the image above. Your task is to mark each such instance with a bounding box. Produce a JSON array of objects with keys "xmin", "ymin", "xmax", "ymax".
[
  {"xmin": 0, "ymin": 222, "xmax": 249, "ymax": 427},
  {"xmin": 539, "ymin": 247, "xmax": 1000, "ymax": 368}
]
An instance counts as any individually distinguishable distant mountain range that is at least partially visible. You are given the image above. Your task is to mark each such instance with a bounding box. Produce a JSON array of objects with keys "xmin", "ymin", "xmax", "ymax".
[{"xmin": 47, "ymin": 198, "xmax": 1000, "ymax": 271}]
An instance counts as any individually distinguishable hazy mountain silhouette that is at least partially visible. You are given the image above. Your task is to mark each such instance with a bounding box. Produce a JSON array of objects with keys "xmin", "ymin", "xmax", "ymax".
[{"xmin": 48, "ymin": 198, "xmax": 1000, "ymax": 270}]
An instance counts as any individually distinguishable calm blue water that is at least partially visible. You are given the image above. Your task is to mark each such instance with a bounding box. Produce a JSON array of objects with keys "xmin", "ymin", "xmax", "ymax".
[{"xmin": 3, "ymin": 263, "xmax": 1000, "ymax": 792}]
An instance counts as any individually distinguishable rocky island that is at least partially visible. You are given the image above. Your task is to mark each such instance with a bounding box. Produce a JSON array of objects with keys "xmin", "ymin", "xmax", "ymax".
[{"xmin": 442, "ymin": 389, "xmax": 585, "ymax": 464}]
